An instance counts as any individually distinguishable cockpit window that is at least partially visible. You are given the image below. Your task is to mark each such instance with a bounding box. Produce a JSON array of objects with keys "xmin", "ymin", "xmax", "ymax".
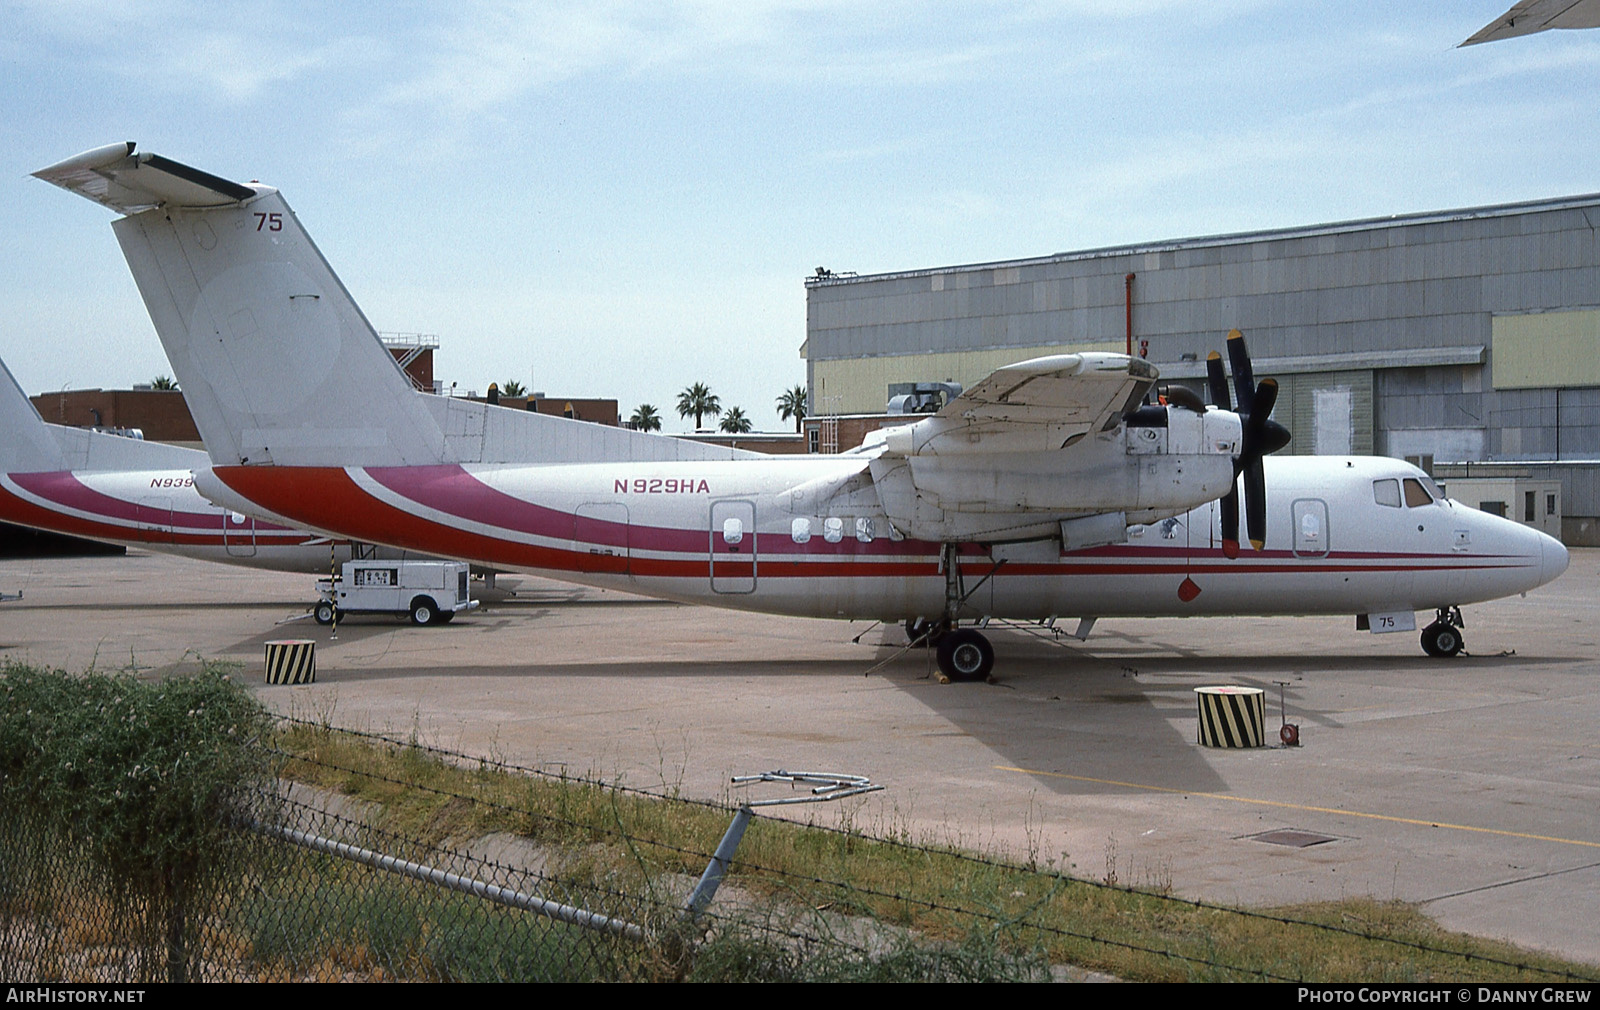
[
  {"xmin": 1419, "ymin": 474, "xmax": 1443, "ymax": 501},
  {"xmin": 1403, "ymin": 478, "xmax": 1435, "ymax": 508},
  {"xmin": 1373, "ymin": 479, "xmax": 1401, "ymax": 508}
]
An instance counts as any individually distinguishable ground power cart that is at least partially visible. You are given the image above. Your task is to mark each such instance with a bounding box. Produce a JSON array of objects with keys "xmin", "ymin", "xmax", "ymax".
[{"xmin": 313, "ymin": 560, "xmax": 477, "ymax": 626}]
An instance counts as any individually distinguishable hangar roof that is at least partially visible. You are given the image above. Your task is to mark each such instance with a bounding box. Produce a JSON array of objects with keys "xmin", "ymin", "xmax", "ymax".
[{"xmin": 805, "ymin": 192, "xmax": 1600, "ymax": 288}]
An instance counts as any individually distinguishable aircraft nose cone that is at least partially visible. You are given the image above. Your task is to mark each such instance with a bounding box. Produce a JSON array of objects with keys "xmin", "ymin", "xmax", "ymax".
[{"xmin": 1540, "ymin": 532, "xmax": 1570, "ymax": 586}]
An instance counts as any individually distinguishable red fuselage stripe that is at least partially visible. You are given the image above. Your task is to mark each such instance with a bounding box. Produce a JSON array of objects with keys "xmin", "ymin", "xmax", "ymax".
[{"xmin": 212, "ymin": 466, "xmax": 1532, "ymax": 581}]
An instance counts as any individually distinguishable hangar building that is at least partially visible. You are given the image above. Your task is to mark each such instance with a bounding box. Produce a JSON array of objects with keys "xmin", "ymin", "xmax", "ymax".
[{"xmin": 804, "ymin": 194, "xmax": 1600, "ymax": 543}]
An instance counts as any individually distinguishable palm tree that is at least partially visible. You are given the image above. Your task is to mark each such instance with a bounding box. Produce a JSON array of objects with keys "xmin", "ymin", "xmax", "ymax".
[
  {"xmin": 776, "ymin": 385, "xmax": 807, "ymax": 432},
  {"xmin": 719, "ymin": 407, "xmax": 752, "ymax": 434},
  {"xmin": 630, "ymin": 404, "xmax": 662, "ymax": 432},
  {"xmin": 150, "ymin": 375, "xmax": 178, "ymax": 391},
  {"xmin": 676, "ymin": 383, "xmax": 722, "ymax": 430},
  {"xmin": 501, "ymin": 379, "xmax": 527, "ymax": 398}
]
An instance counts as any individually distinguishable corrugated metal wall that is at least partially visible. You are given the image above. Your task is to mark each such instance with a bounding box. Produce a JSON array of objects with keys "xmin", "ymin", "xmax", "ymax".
[{"xmin": 805, "ymin": 196, "xmax": 1600, "ymax": 527}]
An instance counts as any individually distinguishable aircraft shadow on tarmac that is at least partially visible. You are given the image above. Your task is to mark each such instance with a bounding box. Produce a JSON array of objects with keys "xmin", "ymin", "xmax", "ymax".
[{"xmin": 213, "ymin": 606, "xmax": 1573, "ymax": 800}]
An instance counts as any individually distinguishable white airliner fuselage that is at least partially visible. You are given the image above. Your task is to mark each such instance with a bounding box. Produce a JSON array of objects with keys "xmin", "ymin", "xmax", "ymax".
[{"xmin": 195, "ymin": 452, "xmax": 1565, "ymax": 622}]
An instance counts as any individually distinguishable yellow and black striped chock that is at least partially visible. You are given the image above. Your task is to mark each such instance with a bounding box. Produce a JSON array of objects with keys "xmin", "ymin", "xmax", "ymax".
[
  {"xmin": 1194, "ymin": 686, "xmax": 1265, "ymax": 748},
  {"xmin": 264, "ymin": 639, "xmax": 317, "ymax": 685}
]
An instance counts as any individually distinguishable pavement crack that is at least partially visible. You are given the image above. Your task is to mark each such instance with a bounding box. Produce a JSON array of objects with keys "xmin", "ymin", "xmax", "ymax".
[{"xmin": 1422, "ymin": 859, "xmax": 1600, "ymax": 904}]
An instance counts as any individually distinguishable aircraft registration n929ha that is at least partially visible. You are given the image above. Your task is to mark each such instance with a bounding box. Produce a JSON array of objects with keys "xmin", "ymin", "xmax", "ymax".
[
  {"xmin": 0, "ymin": 354, "xmax": 410, "ymax": 573},
  {"xmin": 34, "ymin": 144, "xmax": 1569, "ymax": 679}
]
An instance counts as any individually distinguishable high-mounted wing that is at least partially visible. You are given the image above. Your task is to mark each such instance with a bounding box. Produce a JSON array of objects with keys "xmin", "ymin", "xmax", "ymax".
[
  {"xmin": 886, "ymin": 353, "xmax": 1154, "ymax": 456},
  {"xmin": 1461, "ymin": 0, "xmax": 1600, "ymax": 45},
  {"xmin": 858, "ymin": 352, "xmax": 1246, "ymax": 545}
]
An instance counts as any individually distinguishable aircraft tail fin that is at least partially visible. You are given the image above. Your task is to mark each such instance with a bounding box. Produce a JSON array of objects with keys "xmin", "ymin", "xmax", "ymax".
[
  {"xmin": 35, "ymin": 144, "xmax": 754, "ymax": 468},
  {"xmin": 35, "ymin": 144, "xmax": 449, "ymax": 468},
  {"xmin": 0, "ymin": 359, "xmax": 68, "ymax": 473},
  {"xmin": 1, "ymin": 356, "xmax": 208, "ymax": 473}
]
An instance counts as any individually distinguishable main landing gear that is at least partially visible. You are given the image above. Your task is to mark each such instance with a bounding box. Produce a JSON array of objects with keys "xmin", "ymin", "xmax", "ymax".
[
  {"xmin": 907, "ymin": 619, "xmax": 995, "ymax": 682},
  {"xmin": 936, "ymin": 628, "xmax": 995, "ymax": 682},
  {"xmin": 906, "ymin": 544, "xmax": 1002, "ymax": 683},
  {"xmin": 1420, "ymin": 606, "xmax": 1465, "ymax": 658}
]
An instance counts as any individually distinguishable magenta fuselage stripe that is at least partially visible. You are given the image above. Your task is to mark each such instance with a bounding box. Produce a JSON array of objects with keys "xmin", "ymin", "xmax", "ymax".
[
  {"xmin": 7, "ymin": 471, "xmax": 298, "ymax": 535},
  {"xmin": 365, "ymin": 465, "xmax": 937, "ymax": 556},
  {"xmin": 362, "ymin": 466, "xmax": 1532, "ymax": 570}
]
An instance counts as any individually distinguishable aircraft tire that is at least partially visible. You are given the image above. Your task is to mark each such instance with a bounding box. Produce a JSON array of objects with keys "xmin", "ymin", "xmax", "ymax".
[
  {"xmin": 1420, "ymin": 621, "xmax": 1463, "ymax": 658},
  {"xmin": 937, "ymin": 629, "xmax": 994, "ymax": 682},
  {"xmin": 314, "ymin": 602, "xmax": 335, "ymax": 626},
  {"xmin": 409, "ymin": 597, "xmax": 438, "ymax": 626}
]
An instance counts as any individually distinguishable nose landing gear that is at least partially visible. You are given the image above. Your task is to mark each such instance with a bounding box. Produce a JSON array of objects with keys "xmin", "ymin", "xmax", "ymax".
[{"xmin": 1421, "ymin": 606, "xmax": 1465, "ymax": 658}]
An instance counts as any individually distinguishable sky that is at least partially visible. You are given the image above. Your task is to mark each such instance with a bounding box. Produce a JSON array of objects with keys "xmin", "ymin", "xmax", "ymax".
[{"xmin": 0, "ymin": 1, "xmax": 1596, "ymax": 433}]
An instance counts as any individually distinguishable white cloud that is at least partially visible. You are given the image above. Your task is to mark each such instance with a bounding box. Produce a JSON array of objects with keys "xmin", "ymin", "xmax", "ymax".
[{"xmin": 5, "ymin": 0, "xmax": 378, "ymax": 102}]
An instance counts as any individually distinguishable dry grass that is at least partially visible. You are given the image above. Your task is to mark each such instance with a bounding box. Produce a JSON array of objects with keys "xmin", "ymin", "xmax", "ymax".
[{"xmin": 273, "ymin": 722, "xmax": 1600, "ymax": 983}]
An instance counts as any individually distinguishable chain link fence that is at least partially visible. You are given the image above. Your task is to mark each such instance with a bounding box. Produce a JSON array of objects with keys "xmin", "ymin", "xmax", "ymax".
[{"xmin": 4, "ymin": 664, "xmax": 1597, "ymax": 983}]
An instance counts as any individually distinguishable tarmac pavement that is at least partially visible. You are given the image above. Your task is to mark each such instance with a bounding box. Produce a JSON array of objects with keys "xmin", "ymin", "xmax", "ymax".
[{"xmin": 1, "ymin": 547, "xmax": 1595, "ymax": 965}]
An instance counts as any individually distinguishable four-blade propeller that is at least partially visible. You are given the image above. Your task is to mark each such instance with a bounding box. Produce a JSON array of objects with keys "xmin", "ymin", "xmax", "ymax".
[{"xmin": 1204, "ymin": 329, "xmax": 1291, "ymax": 558}]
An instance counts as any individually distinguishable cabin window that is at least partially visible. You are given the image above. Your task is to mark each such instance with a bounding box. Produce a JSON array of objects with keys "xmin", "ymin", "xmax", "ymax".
[
  {"xmin": 1373, "ymin": 479, "xmax": 1401, "ymax": 508},
  {"xmin": 1300, "ymin": 511, "xmax": 1321, "ymax": 542},
  {"xmin": 856, "ymin": 517, "xmax": 874, "ymax": 542},
  {"xmin": 823, "ymin": 517, "xmax": 844, "ymax": 543},
  {"xmin": 790, "ymin": 518, "xmax": 811, "ymax": 543},
  {"xmin": 1403, "ymin": 478, "xmax": 1434, "ymax": 508},
  {"xmin": 721, "ymin": 517, "xmax": 744, "ymax": 545},
  {"xmin": 1292, "ymin": 498, "xmax": 1330, "ymax": 557}
]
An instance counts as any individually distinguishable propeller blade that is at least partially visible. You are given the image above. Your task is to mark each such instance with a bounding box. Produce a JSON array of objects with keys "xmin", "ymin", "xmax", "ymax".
[
  {"xmin": 1244, "ymin": 455, "xmax": 1266, "ymax": 551},
  {"xmin": 1213, "ymin": 332, "xmax": 1287, "ymax": 554},
  {"xmin": 1226, "ymin": 329, "xmax": 1256, "ymax": 415},
  {"xmin": 1220, "ymin": 486, "xmax": 1240, "ymax": 559},
  {"xmin": 1251, "ymin": 376, "xmax": 1279, "ymax": 424},
  {"xmin": 1205, "ymin": 351, "xmax": 1231, "ymax": 410}
]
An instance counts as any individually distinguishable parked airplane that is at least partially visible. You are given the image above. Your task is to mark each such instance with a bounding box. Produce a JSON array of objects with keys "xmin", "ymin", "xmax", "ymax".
[
  {"xmin": 35, "ymin": 144, "xmax": 1570, "ymax": 678},
  {"xmin": 1462, "ymin": 0, "xmax": 1600, "ymax": 45},
  {"xmin": 0, "ymin": 355, "xmax": 403, "ymax": 573}
]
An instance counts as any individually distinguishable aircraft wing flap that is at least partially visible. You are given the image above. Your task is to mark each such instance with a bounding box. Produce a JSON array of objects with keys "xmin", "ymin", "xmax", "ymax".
[
  {"xmin": 33, "ymin": 142, "xmax": 258, "ymax": 214},
  {"xmin": 938, "ymin": 352, "xmax": 1155, "ymax": 430}
]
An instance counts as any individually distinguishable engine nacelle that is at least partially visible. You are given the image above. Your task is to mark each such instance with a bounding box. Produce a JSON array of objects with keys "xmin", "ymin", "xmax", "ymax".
[{"xmin": 867, "ymin": 404, "xmax": 1242, "ymax": 544}]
